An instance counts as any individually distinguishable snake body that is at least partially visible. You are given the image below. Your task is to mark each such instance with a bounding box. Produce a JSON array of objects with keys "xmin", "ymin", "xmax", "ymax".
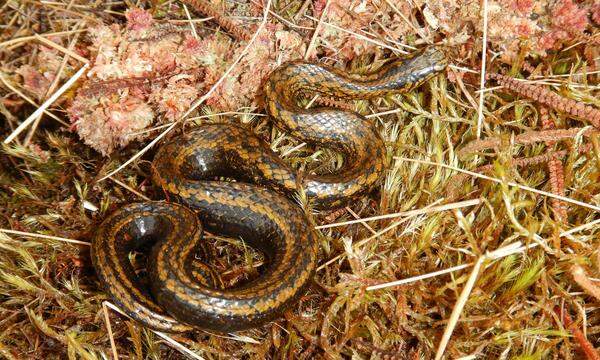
[{"xmin": 91, "ymin": 47, "xmax": 447, "ymax": 333}]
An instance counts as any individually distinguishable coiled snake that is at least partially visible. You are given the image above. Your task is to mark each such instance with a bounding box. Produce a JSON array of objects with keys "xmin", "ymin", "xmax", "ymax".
[{"xmin": 91, "ymin": 47, "xmax": 447, "ymax": 333}]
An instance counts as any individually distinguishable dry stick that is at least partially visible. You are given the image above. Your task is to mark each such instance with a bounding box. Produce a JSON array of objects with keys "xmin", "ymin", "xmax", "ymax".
[
  {"xmin": 361, "ymin": 24, "xmax": 416, "ymax": 51},
  {"xmin": 448, "ymin": 64, "xmax": 479, "ymax": 74},
  {"xmin": 4, "ymin": 64, "xmax": 89, "ymax": 144},
  {"xmin": 434, "ymin": 254, "xmax": 486, "ymax": 360},
  {"xmin": 25, "ymin": 28, "xmax": 84, "ymax": 145},
  {"xmin": 487, "ymin": 73, "xmax": 600, "ymax": 129},
  {"xmin": 103, "ymin": 302, "xmax": 207, "ymax": 360},
  {"xmin": 369, "ymin": 219, "xmax": 600, "ymax": 292},
  {"xmin": 458, "ymin": 127, "xmax": 594, "ymax": 159},
  {"xmin": 130, "ymin": 111, "xmax": 267, "ymax": 136},
  {"xmin": 98, "ymin": 0, "xmax": 273, "ymax": 182},
  {"xmin": 109, "ymin": 177, "xmax": 151, "ymax": 201},
  {"xmin": 540, "ymin": 107, "xmax": 568, "ymax": 222},
  {"xmin": 304, "ymin": 0, "xmax": 329, "ymax": 60},
  {"xmin": 293, "ymin": 0, "xmax": 312, "ymax": 21},
  {"xmin": 568, "ymin": 30, "xmax": 600, "ymax": 46},
  {"xmin": 199, "ymin": 329, "xmax": 260, "ymax": 344},
  {"xmin": 316, "ymin": 198, "xmax": 480, "ymax": 229},
  {"xmin": 21, "ymin": 0, "xmax": 102, "ymax": 25},
  {"xmin": 0, "ymin": 229, "xmax": 89, "ymax": 246},
  {"xmin": 451, "ymin": 67, "xmax": 480, "ymax": 110},
  {"xmin": 561, "ymin": 218, "xmax": 600, "ymax": 237},
  {"xmin": 182, "ymin": 0, "xmax": 252, "ymax": 41},
  {"xmin": 0, "ymin": 72, "xmax": 67, "ymax": 126},
  {"xmin": 304, "ymin": 15, "xmax": 408, "ymax": 54},
  {"xmin": 101, "ymin": 302, "xmax": 119, "ymax": 360},
  {"xmin": 280, "ymin": 142, "xmax": 307, "ymax": 157},
  {"xmin": 33, "ymin": 34, "xmax": 89, "ymax": 64},
  {"xmin": 558, "ymin": 307, "xmax": 600, "ymax": 360},
  {"xmin": 345, "ymin": 207, "xmax": 378, "ymax": 235},
  {"xmin": 397, "ymin": 157, "xmax": 600, "ymax": 213},
  {"xmin": 365, "ymin": 108, "xmax": 405, "ymax": 118},
  {"xmin": 79, "ymin": 76, "xmax": 165, "ymax": 99},
  {"xmin": 0, "ymin": 29, "xmax": 87, "ymax": 48},
  {"xmin": 247, "ymin": 0, "xmax": 315, "ymax": 31},
  {"xmin": 384, "ymin": 0, "xmax": 424, "ymax": 40},
  {"xmin": 571, "ymin": 265, "xmax": 600, "ymax": 302},
  {"xmin": 476, "ymin": 0, "xmax": 489, "ymax": 139},
  {"xmin": 574, "ymin": 300, "xmax": 588, "ymax": 339},
  {"xmin": 367, "ymin": 263, "xmax": 473, "ymax": 291},
  {"xmin": 182, "ymin": 3, "xmax": 199, "ymax": 39},
  {"xmin": 447, "ymin": 144, "xmax": 593, "ymax": 200},
  {"xmin": 317, "ymin": 199, "xmax": 480, "ymax": 271},
  {"xmin": 367, "ymin": 240, "xmax": 542, "ymax": 291}
]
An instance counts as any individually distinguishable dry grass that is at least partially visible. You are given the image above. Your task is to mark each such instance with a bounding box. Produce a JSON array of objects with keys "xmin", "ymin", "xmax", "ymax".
[{"xmin": 1, "ymin": 0, "xmax": 599, "ymax": 359}]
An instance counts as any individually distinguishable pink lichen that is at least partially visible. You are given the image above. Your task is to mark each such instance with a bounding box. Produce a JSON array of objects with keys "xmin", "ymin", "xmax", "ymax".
[
  {"xmin": 538, "ymin": 30, "xmax": 567, "ymax": 52},
  {"xmin": 86, "ymin": 25, "xmax": 124, "ymax": 80},
  {"xmin": 318, "ymin": 0, "xmax": 383, "ymax": 59},
  {"xmin": 68, "ymin": 7, "xmax": 305, "ymax": 155},
  {"xmin": 150, "ymin": 76, "xmax": 199, "ymax": 120},
  {"xmin": 16, "ymin": 65, "xmax": 52, "ymax": 101},
  {"xmin": 536, "ymin": 0, "xmax": 590, "ymax": 53},
  {"xmin": 204, "ymin": 24, "xmax": 305, "ymax": 110},
  {"xmin": 68, "ymin": 10, "xmax": 208, "ymax": 155},
  {"xmin": 69, "ymin": 95, "xmax": 154, "ymax": 156},
  {"xmin": 422, "ymin": 0, "xmax": 595, "ymax": 61},
  {"xmin": 511, "ymin": 0, "xmax": 534, "ymax": 14},
  {"xmin": 191, "ymin": 34, "xmax": 232, "ymax": 68},
  {"xmin": 125, "ymin": 8, "xmax": 154, "ymax": 31},
  {"xmin": 28, "ymin": 143, "xmax": 50, "ymax": 162},
  {"xmin": 314, "ymin": 0, "xmax": 328, "ymax": 17},
  {"xmin": 514, "ymin": 20, "xmax": 533, "ymax": 37},
  {"xmin": 593, "ymin": 3, "xmax": 600, "ymax": 25},
  {"xmin": 14, "ymin": 41, "xmax": 65, "ymax": 101},
  {"xmin": 182, "ymin": 35, "xmax": 202, "ymax": 54},
  {"xmin": 551, "ymin": 0, "xmax": 588, "ymax": 32}
]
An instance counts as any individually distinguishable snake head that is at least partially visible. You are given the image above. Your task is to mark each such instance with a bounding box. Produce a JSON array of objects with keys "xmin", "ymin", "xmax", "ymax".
[
  {"xmin": 420, "ymin": 46, "xmax": 449, "ymax": 73},
  {"xmin": 405, "ymin": 45, "xmax": 448, "ymax": 77},
  {"xmin": 381, "ymin": 45, "xmax": 448, "ymax": 93}
]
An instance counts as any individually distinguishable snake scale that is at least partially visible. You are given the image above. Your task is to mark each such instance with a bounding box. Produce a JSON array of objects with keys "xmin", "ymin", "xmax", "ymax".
[{"xmin": 91, "ymin": 47, "xmax": 447, "ymax": 333}]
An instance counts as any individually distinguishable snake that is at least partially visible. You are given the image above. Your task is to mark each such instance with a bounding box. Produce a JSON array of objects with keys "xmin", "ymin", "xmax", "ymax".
[{"xmin": 91, "ymin": 46, "xmax": 447, "ymax": 333}]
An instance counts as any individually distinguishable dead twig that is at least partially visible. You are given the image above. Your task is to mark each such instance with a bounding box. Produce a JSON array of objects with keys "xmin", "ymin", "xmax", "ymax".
[
  {"xmin": 182, "ymin": 0, "xmax": 252, "ymax": 41},
  {"xmin": 487, "ymin": 73, "xmax": 600, "ymax": 129},
  {"xmin": 556, "ymin": 307, "xmax": 600, "ymax": 360}
]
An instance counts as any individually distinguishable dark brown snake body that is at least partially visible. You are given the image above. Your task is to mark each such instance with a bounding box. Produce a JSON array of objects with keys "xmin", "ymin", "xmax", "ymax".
[{"xmin": 91, "ymin": 47, "xmax": 447, "ymax": 333}]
